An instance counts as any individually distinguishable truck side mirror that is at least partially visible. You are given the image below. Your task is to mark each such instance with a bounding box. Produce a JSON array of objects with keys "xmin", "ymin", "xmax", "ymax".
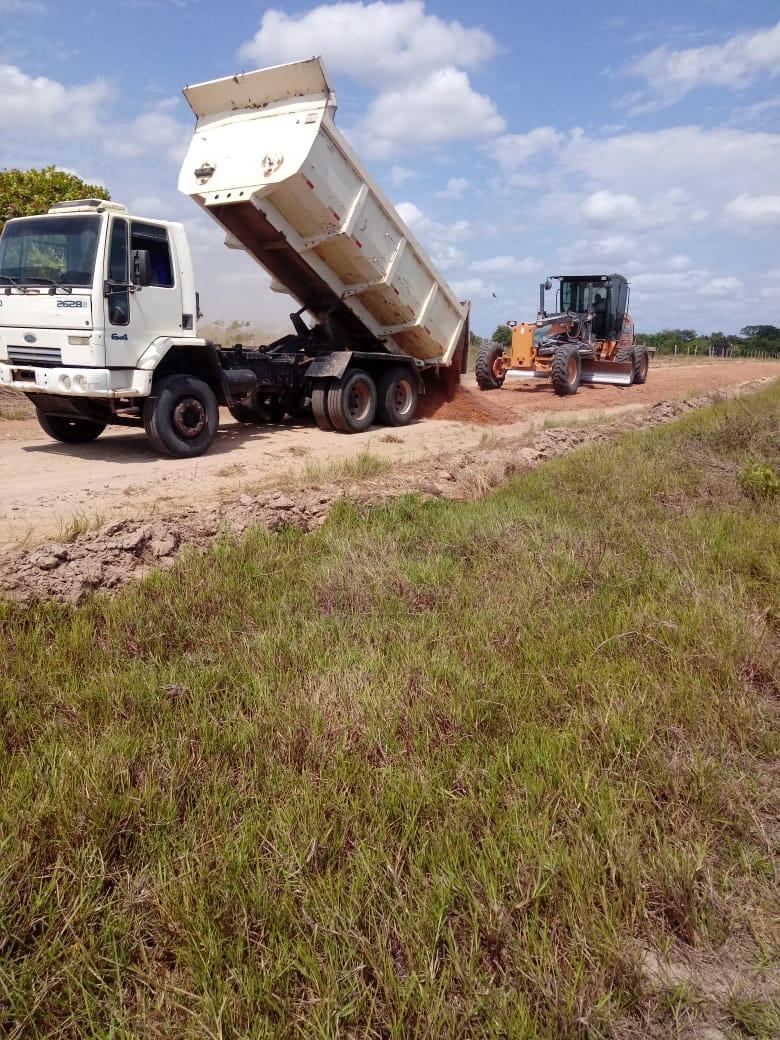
[{"xmin": 132, "ymin": 249, "xmax": 152, "ymax": 287}]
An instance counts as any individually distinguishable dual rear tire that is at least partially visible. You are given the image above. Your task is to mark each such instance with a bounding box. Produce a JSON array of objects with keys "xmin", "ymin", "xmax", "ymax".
[{"xmin": 312, "ymin": 366, "xmax": 418, "ymax": 432}]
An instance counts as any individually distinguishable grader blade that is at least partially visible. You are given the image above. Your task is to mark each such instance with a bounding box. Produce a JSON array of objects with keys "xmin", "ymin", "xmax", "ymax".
[{"xmin": 580, "ymin": 358, "xmax": 633, "ymax": 387}]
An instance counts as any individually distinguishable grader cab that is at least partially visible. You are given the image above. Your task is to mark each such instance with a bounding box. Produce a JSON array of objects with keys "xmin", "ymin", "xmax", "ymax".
[{"xmin": 476, "ymin": 273, "xmax": 649, "ymax": 396}]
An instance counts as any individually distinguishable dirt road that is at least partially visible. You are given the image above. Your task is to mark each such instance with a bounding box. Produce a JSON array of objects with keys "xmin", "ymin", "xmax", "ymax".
[{"xmin": 0, "ymin": 359, "xmax": 777, "ymax": 549}]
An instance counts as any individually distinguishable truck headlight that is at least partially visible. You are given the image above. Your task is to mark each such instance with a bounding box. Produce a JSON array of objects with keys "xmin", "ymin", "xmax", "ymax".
[
  {"xmin": 73, "ymin": 375, "xmax": 88, "ymax": 391},
  {"xmin": 59, "ymin": 374, "xmax": 72, "ymax": 390}
]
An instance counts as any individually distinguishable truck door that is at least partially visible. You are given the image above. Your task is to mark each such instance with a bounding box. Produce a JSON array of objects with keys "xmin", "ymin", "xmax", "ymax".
[
  {"xmin": 128, "ymin": 222, "xmax": 182, "ymax": 346},
  {"xmin": 104, "ymin": 218, "xmax": 183, "ymax": 368},
  {"xmin": 104, "ymin": 216, "xmax": 135, "ymax": 366}
]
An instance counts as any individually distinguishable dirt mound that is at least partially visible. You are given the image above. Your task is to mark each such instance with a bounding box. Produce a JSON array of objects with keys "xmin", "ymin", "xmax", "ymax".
[
  {"xmin": 0, "ymin": 386, "xmax": 747, "ymax": 606},
  {"xmin": 418, "ymin": 383, "xmax": 510, "ymax": 425}
]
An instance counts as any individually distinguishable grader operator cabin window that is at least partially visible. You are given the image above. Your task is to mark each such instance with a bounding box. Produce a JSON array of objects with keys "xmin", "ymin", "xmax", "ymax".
[
  {"xmin": 0, "ymin": 215, "xmax": 100, "ymax": 288},
  {"xmin": 130, "ymin": 222, "xmax": 174, "ymax": 287}
]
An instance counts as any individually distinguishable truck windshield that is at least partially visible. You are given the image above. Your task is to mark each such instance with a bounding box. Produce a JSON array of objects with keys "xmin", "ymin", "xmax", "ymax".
[{"xmin": 0, "ymin": 215, "xmax": 100, "ymax": 288}]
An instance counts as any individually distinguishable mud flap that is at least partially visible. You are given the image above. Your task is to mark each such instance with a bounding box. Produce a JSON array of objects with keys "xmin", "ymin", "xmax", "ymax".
[{"xmin": 580, "ymin": 358, "xmax": 633, "ymax": 387}]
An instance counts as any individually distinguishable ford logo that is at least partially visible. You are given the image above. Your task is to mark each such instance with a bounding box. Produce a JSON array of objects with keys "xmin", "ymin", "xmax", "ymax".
[{"xmin": 24, "ymin": 334, "xmax": 37, "ymax": 343}]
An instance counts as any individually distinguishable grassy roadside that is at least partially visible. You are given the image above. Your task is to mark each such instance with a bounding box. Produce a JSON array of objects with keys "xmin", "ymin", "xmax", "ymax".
[{"xmin": 1, "ymin": 385, "xmax": 778, "ymax": 1039}]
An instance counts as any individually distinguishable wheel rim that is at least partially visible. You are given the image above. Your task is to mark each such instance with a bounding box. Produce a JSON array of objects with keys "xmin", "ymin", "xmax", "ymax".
[
  {"xmin": 346, "ymin": 380, "xmax": 372, "ymax": 423},
  {"xmin": 491, "ymin": 354, "xmax": 504, "ymax": 379},
  {"xmin": 639, "ymin": 356, "xmax": 648, "ymax": 380},
  {"xmin": 567, "ymin": 355, "xmax": 577, "ymax": 382},
  {"xmin": 173, "ymin": 396, "xmax": 207, "ymax": 439},
  {"xmin": 393, "ymin": 378, "xmax": 414, "ymax": 417}
]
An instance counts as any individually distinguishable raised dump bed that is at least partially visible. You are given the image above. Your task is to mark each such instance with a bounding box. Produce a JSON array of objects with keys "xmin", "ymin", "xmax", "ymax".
[{"xmin": 178, "ymin": 57, "xmax": 468, "ymax": 366}]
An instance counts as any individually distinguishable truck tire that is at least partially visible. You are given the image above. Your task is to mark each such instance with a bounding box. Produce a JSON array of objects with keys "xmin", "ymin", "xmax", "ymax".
[
  {"xmin": 376, "ymin": 366, "xmax": 418, "ymax": 426},
  {"xmin": 143, "ymin": 374, "xmax": 219, "ymax": 458},
  {"xmin": 475, "ymin": 342, "xmax": 506, "ymax": 390},
  {"xmin": 229, "ymin": 392, "xmax": 286, "ymax": 425},
  {"xmin": 327, "ymin": 369, "xmax": 377, "ymax": 433},
  {"xmin": 311, "ymin": 380, "xmax": 334, "ymax": 430},
  {"xmin": 551, "ymin": 343, "xmax": 581, "ymax": 396},
  {"xmin": 37, "ymin": 409, "xmax": 106, "ymax": 444},
  {"xmin": 633, "ymin": 349, "xmax": 649, "ymax": 385}
]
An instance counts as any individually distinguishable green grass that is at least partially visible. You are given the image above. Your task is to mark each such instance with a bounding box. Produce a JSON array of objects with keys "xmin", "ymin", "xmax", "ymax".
[
  {"xmin": 295, "ymin": 450, "xmax": 392, "ymax": 486},
  {"xmin": 1, "ymin": 385, "xmax": 779, "ymax": 1038}
]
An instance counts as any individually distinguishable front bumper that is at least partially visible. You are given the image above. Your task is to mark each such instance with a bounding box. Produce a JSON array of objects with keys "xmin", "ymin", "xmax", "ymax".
[{"xmin": 0, "ymin": 364, "xmax": 153, "ymax": 398}]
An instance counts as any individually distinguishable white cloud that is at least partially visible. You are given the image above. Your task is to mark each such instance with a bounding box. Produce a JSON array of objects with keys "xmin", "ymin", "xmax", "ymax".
[
  {"xmin": 490, "ymin": 127, "xmax": 565, "ymax": 170},
  {"xmin": 470, "ymin": 255, "xmax": 542, "ymax": 274},
  {"xmin": 0, "ymin": 65, "xmax": 189, "ymax": 166},
  {"xmin": 239, "ymin": 1, "xmax": 496, "ymax": 86},
  {"xmin": 449, "ymin": 277, "xmax": 496, "ymax": 300},
  {"xmin": 437, "ymin": 177, "xmax": 470, "ymax": 200},
  {"xmin": 558, "ymin": 234, "xmax": 649, "ymax": 268},
  {"xmin": 698, "ymin": 276, "xmax": 742, "ymax": 298},
  {"xmin": 353, "ymin": 66, "xmax": 504, "ymax": 158},
  {"xmin": 492, "ymin": 125, "xmax": 780, "ymax": 200},
  {"xmin": 0, "ymin": 64, "xmax": 114, "ymax": 138},
  {"xmin": 389, "ymin": 165, "xmax": 417, "ymax": 187},
  {"xmin": 666, "ymin": 254, "xmax": 691, "ymax": 271},
  {"xmin": 581, "ymin": 187, "xmax": 704, "ymax": 231},
  {"xmin": 628, "ymin": 20, "xmax": 780, "ymax": 109},
  {"xmin": 724, "ymin": 193, "xmax": 780, "ymax": 227},
  {"xmin": 630, "ymin": 269, "xmax": 743, "ymax": 301},
  {"xmin": 113, "ymin": 107, "xmax": 190, "ymax": 164},
  {"xmin": 240, "ymin": 4, "xmax": 503, "ymax": 162},
  {"xmin": 396, "ymin": 201, "xmax": 473, "ymax": 244},
  {"xmin": 430, "ymin": 245, "xmax": 466, "ymax": 271}
]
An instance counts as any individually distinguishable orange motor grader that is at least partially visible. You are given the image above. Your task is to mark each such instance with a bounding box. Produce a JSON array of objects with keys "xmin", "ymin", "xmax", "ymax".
[{"xmin": 475, "ymin": 273, "xmax": 649, "ymax": 395}]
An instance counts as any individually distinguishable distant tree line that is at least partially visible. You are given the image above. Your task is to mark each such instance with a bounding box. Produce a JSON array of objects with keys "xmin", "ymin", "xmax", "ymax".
[{"xmin": 635, "ymin": 326, "xmax": 780, "ymax": 358}]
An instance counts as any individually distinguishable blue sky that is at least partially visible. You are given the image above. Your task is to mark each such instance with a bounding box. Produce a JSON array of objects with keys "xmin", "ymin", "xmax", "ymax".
[{"xmin": 1, "ymin": 0, "xmax": 779, "ymax": 337}]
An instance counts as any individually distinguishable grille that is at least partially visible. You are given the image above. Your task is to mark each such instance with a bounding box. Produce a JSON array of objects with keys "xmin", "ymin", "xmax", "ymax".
[{"xmin": 7, "ymin": 345, "xmax": 63, "ymax": 368}]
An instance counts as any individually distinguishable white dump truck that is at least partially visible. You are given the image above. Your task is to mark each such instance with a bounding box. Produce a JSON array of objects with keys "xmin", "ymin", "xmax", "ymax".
[{"xmin": 0, "ymin": 58, "xmax": 469, "ymax": 457}]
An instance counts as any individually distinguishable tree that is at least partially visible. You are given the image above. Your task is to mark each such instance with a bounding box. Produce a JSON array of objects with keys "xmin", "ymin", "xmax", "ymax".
[
  {"xmin": 0, "ymin": 166, "xmax": 110, "ymax": 233},
  {"xmin": 491, "ymin": 324, "xmax": 512, "ymax": 346},
  {"xmin": 740, "ymin": 325, "xmax": 780, "ymax": 340}
]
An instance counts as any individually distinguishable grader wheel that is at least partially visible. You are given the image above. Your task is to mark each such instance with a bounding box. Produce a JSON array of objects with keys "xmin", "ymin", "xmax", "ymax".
[
  {"xmin": 475, "ymin": 342, "xmax": 506, "ymax": 390},
  {"xmin": 551, "ymin": 344, "xmax": 582, "ymax": 396}
]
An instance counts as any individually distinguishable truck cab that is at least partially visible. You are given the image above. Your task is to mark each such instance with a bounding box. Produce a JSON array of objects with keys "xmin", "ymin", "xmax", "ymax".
[{"xmin": 0, "ymin": 199, "xmax": 200, "ymax": 406}]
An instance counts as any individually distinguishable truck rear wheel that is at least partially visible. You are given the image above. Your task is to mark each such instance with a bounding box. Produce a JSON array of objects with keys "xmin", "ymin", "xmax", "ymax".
[
  {"xmin": 633, "ymin": 349, "xmax": 649, "ymax": 384},
  {"xmin": 37, "ymin": 409, "xmax": 106, "ymax": 444},
  {"xmin": 376, "ymin": 366, "xmax": 418, "ymax": 426},
  {"xmin": 327, "ymin": 369, "xmax": 377, "ymax": 433},
  {"xmin": 311, "ymin": 380, "xmax": 334, "ymax": 430},
  {"xmin": 475, "ymin": 342, "xmax": 506, "ymax": 390},
  {"xmin": 143, "ymin": 374, "xmax": 219, "ymax": 458},
  {"xmin": 551, "ymin": 344, "xmax": 581, "ymax": 396}
]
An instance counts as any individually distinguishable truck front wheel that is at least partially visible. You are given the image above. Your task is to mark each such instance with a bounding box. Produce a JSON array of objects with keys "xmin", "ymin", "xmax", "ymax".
[
  {"xmin": 143, "ymin": 374, "xmax": 219, "ymax": 458},
  {"xmin": 37, "ymin": 410, "xmax": 106, "ymax": 444}
]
